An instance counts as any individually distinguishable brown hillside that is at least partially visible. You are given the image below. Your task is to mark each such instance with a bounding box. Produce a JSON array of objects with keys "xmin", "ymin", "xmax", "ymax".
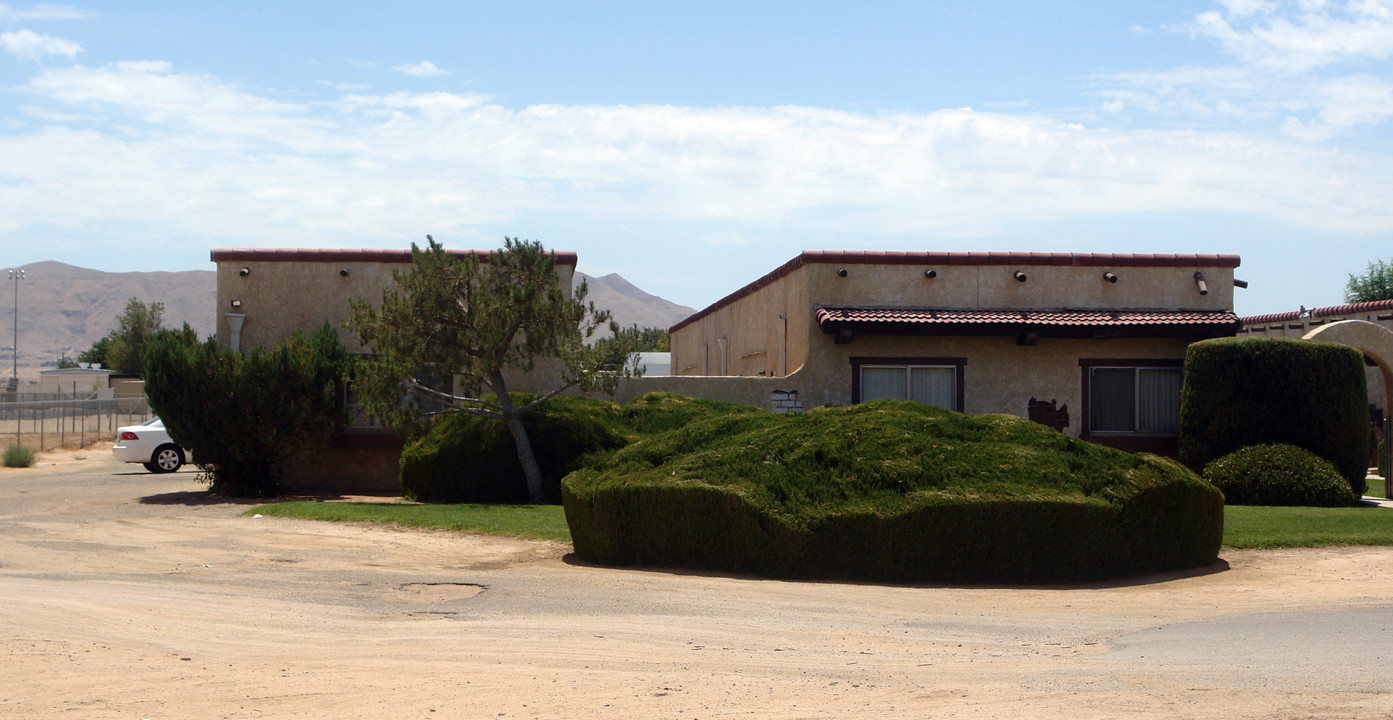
[{"xmin": 2, "ymin": 261, "xmax": 215, "ymax": 381}]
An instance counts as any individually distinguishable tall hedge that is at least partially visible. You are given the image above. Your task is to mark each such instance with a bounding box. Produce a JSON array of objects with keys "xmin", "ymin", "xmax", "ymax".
[{"xmin": 1178, "ymin": 337, "xmax": 1368, "ymax": 497}]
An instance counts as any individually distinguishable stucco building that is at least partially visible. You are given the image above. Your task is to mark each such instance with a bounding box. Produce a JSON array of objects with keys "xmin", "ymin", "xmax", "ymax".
[{"xmin": 664, "ymin": 251, "xmax": 1242, "ymax": 454}]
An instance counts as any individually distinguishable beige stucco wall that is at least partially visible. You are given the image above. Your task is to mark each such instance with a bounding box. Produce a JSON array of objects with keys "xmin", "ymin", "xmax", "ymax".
[
  {"xmin": 673, "ymin": 259, "xmax": 1232, "ymax": 379},
  {"xmin": 670, "ymin": 265, "xmax": 810, "ymax": 379},
  {"xmin": 804, "ymin": 263, "xmax": 1233, "ymax": 311},
  {"xmin": 216, "ymin": 258, "xmax": 574, "ymax": 355},
  {"xmin": 664, "ymin": 256, "xmax": 1229, "ymax": 435}
]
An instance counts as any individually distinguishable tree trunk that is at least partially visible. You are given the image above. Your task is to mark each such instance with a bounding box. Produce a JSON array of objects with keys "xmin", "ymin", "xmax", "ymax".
[{"xmin": 493, "ymin": 378, "xmax": 547, "ymax": 504}]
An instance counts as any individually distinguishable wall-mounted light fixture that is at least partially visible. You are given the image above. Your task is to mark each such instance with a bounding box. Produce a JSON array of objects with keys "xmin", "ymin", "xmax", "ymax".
[
  {"xmin": 924, "ymin": 269, "xmax": 937, "ymax": 279},
  {"xmin": 1103, "ymin": 271, "xmax": 1118, "ymax": 283},
  {"xmin": 339, "ymin": 268, "xmax": 350, "ymax": 277},
  {"xmin": 238, "ymin": 267, "xmax": 251, "ymax": 277},
  {"xmin": 837, "ymin": 268, "xmax": 848, "ymax": 278},
  {"xmin": 230, "ymin": 299, "xmax": 243, "ymax": 309},
  {"xmin": 1193, "ymin": 271, "xmax": 1209, "ymax": 296},
  {"xmin": 1013, "ymin": 271, "xmax": 1028, "ymax": 282}
]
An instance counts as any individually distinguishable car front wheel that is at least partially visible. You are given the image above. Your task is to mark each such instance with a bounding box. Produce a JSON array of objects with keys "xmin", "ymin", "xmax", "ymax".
[{"xmin": 148, "ymin": 444, "xmax": 184, "ymax": 473}]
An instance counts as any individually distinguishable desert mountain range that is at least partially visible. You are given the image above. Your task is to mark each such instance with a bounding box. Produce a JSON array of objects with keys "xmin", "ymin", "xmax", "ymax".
[{"xmin": 1, "ymin": 261, "xmax": 694, "ymax": 382}]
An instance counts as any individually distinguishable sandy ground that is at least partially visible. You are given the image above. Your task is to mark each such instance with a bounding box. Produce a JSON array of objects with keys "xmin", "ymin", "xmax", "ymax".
[{"xmin": 1, "ymin": 449, "xmax": 1391, "ymax": 719}]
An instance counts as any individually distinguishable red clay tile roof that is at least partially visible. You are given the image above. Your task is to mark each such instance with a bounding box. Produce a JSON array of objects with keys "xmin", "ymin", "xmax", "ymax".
[
  {"xmin": 816, "ymin": 306, "xmax": 1240, "ymax": 329},
  {"xmin": 671, "ymin": 250, "xmax": 1241, "ymax": 333},
  {"xmin": 210, "ymin": 248, "xmax": 579, "ymax": 266},
  {"xmin": 1239, "ymin": 298, "xmax": 1393, "ymax": 326}
]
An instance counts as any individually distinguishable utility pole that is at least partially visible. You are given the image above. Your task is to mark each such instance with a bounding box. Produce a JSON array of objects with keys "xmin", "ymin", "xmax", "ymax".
[{"xmin": 8, "ymin": 268, "xmax": 23, "ymax": 382}]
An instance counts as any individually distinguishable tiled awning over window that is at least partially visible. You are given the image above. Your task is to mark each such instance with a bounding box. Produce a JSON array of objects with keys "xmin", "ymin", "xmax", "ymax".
[{"xmin": 816, "ymin": 307, "xmax": 1240, "ymax": 338}]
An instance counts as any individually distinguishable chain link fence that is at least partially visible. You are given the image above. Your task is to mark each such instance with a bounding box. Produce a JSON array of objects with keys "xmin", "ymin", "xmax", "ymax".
[{"xmin": 0, "ymin": 393, "xmax": 153, "ymax": 451}]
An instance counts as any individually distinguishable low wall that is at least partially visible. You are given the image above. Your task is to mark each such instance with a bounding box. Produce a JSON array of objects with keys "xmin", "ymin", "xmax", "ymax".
[{"xmin": 609, "ymin": 370, "xmax": 813, "ymax": 412}]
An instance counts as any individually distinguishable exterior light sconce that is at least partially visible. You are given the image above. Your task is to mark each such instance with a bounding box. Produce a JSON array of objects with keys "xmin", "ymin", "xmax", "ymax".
[
  {"xmin": 1013, "ymin": 271, "xmax": 1028, "ymax": 282},
  {"xmin": 1103, "ymin": 271, "xmax": 1118, "ymax": 283},
  {"xmin": 339, "ymin": 268, "xmax": 350, "ymax": 277},
  {"xmin": 1017, "ymin": 331, "xmax": 1039, "ymax": 347},
  {"xmin": 837, "ymin": 268, "xmax": 848, "ymax": 278},
  {"xmin": 924, "ymin": 269, "xmax": 937, "ymax": 279},
  {"xmin": 230, "ymin": 299, "xmax": 243, "ymax": 309},
  {"xmin": 1234, "ymin": 279, "xmax": 1249, "ymax": 289},
  {"xmin": 1194, "ymin": 271, "xmax": 1209, "ymax": 296},
  {"xmin": 238, "ymin": 267, "xmax": 251, "ymax": 277}
]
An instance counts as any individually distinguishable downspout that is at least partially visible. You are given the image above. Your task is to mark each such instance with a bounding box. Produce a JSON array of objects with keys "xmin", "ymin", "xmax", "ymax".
[
  {"xmin": 225, "ymin": 313, "xmax": 246, "ymax": 354},
  {"xmin": 779, "ymin": 313, "xmax": 787, "ymax": 377}
]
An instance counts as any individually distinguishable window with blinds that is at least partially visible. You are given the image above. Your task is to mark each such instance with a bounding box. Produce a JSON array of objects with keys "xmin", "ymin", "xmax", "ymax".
[
  {"xmin": 1087, "ymin": 366, "xmax": 1182, "ymax": 434},
  {"xmin": 859, "ymin": 364, "xmax": 958, "ymax": 410}
]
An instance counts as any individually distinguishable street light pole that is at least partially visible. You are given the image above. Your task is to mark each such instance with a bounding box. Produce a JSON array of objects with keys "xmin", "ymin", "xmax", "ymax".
[{"xmin": 7, "ymin": 269, "xmax": 23, "ymax": 381}]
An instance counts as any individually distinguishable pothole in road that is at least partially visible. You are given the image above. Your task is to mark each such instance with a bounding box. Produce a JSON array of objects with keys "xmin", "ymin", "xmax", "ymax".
[{"xmin": 392, "ymin": 582, "xmax": 485, "ymax": 603}]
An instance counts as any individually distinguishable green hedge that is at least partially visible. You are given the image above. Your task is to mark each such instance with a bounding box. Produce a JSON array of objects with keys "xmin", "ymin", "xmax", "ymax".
[
  {"xmin": 1203, "ymin": 444, "xmax": 1356, "ymax": 507},
  {"xmin": 400, "ymin": 395, "xmax": 626, "ymax": 504},
  {"xmin": 564, "ymin": 401, "xmax": 1224, "ymax": 584},
  {"xmin": 1178, "ymin": 337, "xmax": 1368, "ymax": 497}
]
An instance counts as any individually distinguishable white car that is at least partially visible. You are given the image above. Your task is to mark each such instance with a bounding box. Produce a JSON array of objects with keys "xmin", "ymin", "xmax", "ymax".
[{"xmin": 112, "ymin": 417, "xmax": 187, "ymax": 473}]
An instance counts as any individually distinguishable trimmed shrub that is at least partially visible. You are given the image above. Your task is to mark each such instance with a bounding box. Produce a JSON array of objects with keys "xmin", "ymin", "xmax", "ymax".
[
  {"xmin": 1178, "ymin": 337, "xmax": 1368, "ymax": 497},
  {"xmin": 564, "ymin": 400, "xmax": 1224, "ymax": 584},
  {"xmin": 1203, "ymin": 444, "xmax": 1356, "ymax": 507},
  {"xmin": 400, "ymin": 395, "xmax": 627, "ymax": 504},
  {"xmin": 3, "ymin": 444, "xmax": 35, "ymax": 468}
]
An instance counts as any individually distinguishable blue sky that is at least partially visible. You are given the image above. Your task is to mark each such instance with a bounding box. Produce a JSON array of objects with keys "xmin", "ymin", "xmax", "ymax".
[{"xmin": 1, "ymin": 1, "xmax": 1392, "ymax": 317}]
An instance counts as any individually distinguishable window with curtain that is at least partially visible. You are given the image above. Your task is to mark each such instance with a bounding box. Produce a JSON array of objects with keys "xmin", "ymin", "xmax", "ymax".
[
  {"xmin": 1088, "ymin": 366, "xmax": 1182, "ymax": 433},
  {"xmin": 860, "ymin": 365, "xmax": 957, "ymax": 410}
]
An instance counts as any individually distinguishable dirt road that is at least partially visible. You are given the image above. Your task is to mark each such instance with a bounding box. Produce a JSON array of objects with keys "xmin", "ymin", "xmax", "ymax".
[{"xmin": 1, "ymin": 451, "xmax": 1390, "ymax": 719}]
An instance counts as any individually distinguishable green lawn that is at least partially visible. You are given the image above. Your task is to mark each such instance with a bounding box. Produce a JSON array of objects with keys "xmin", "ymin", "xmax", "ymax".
[
  {"xmin": 249, "ymin": 498, "xmax": 1393, "ymax": 550},
  {"xmin": 247, "ymin": 501, "xmax": 572, "ymax": 542},
  {"xmin": 1222, "ymin": 504, "xmax": 1393, "ymax": 548}
]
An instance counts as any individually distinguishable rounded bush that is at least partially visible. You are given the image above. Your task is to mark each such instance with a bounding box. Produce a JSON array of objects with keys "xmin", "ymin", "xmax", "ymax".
[
  {"xmin": 400, "ymin": 395, "xmax": 626, "ymax": 504},
  {"xmin": 1203, "ymin": 444, "xmax": 1356, "ymax": 507},
  {"xmin": 564, "ymin": 400, "xmax": 1225, "ymax": 584},
  {"xmin": 3, "ymin": 444, "xmax": 35, "ymax": 468}
]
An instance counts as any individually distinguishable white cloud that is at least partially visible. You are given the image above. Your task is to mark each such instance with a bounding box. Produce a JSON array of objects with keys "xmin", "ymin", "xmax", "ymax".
[
  {"xmin": 0, "ymin": 3, "xmax": 91, "ymax": 22},
  {"xmin": 2, "ymin": 60, "xmax": 1391, "ymax": 260},
  {"xmin": 1, "ymin": 28, "xmax": 79, "ymax": 60},
  {"xmin": 1188, "ymin": 0, "xmax": 1393, "ymax": 72},
  {"xmin": 392, "ymin": 60, "xmax": 448, "ymax": 77},
  {"xmin": 1098, "ymin": 1, "xmax": 1393, "ymax": 140}
]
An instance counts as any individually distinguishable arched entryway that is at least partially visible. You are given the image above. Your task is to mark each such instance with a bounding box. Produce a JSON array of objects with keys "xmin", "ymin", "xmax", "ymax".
[{"xmin": 1303, "ymin": 319, "xmax": 1393, "ymax": 498}]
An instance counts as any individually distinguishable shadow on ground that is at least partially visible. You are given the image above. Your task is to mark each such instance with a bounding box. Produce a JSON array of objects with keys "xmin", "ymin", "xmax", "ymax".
[
  {"xmin": 139, "ymin": 491, "xmax": 264, "ymax": 507},
  {"xmin": 560, "ymin": 553, "xmax": 1231, "ymax": 590}
]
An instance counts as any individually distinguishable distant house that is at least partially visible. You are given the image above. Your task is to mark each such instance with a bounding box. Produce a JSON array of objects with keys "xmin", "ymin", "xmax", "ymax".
[
  {"xmin": 37, "ymin": 367, "xmax": 112, "ymax": 397},
  {"xmin": 660, "ymin": 251, "xmax": 1242, "ymax": 454}
]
